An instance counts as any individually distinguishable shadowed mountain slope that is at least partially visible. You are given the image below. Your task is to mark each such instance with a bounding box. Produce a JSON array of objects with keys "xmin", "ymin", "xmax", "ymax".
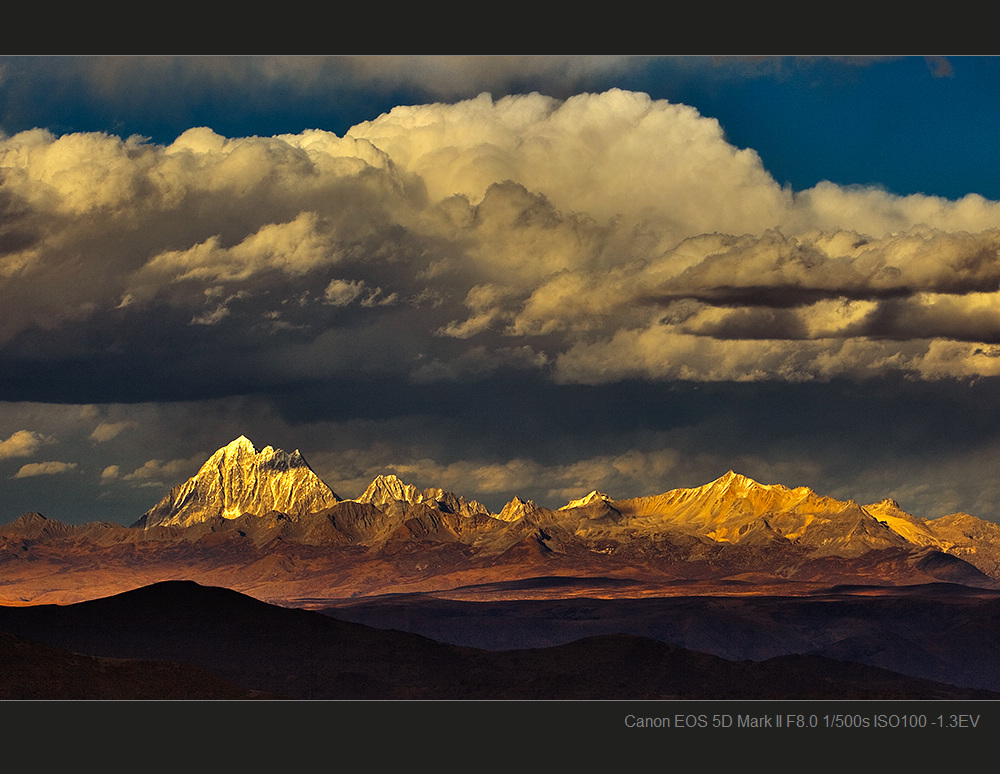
[
  {"xmin": 0, "ymin": 580, "xmax": 995, "ymax": 700},
  {"xmin": 321, "ymin": 579, "xmax": 1000, "ymax": 692},
  {"xmin": 0, "ymin": 629, "xmax": 270, "ymax": 699}
]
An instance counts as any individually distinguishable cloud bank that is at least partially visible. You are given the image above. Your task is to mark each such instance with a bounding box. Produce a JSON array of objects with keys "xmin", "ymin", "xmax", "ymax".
[{"xmin": 2, "ymin": 88, "xmax": 1000, "ymax": 407}]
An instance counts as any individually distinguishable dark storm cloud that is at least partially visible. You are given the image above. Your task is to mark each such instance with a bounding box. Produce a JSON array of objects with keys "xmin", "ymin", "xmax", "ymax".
[
  {"xmin": 653, "ymin": 228, "xmax": 1000, "ymax": 303},
  {"xmin": 670, "ymin": 305, "xmax": 812, "ymax": 340},
  {"xmin": 3, "ymin": 91, "xmax": 1000, "ymax": 405},
  {"xmin": 861, "ymin": 295, "xmax": 1000, "ymax": 343},
  {"xmin": 264, "ymin": 371, "xmax": 1000, "ymax": 515},
  {"xmin": 0, "ymin": 56, "xmax": 644, "ymax": 145},
  {"xmin": 4, "ymin": 83, "xmax": 1000, "ymax": 526},
  {"xmin": 631, "ymin": 228, "xmax": 1000, "ymax": 346},
  {"xmin": 0, "ymin": 188, "xmax": 41, "ymax": 257}
]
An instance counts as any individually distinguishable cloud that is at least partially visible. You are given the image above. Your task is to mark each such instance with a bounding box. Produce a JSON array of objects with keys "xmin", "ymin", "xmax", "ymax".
[
  {"xmin": 378, "ymin": 447, "xmax": 685, "ymax": 506},
  {"xmin": 89, "ymin": 421, "xmax": 135, "ymax": 442},
  {"xmin": 0, "ymin": 129, "xmax": 154, "ymax": 217},
  {"xmin": 323, "ymin": 278, "xmax": 365, "ymax": 306},
  {"xmin": 0, "ymin": 57, "xmax": 646, "ymax": 133},
  {"xmin": 138, "ymin": 212, "xmax": 336, "ymax": 285},
  {"xmin": 12, "ymin": 460, "xmax": 77, "ymax": 478},
  {"xmin": 349, "ymin": 90, "xmax": 793, "ymax": 244},
  {"xmin": 3, "ymin": 87, "xmax": 1000, "ymax": 402},
  {"xmin": 550, "ymin": 326, "xmax": 925, "ymax": 385},
  {"xmin": 0, "ymin": 429, "xmax": 52, "ymax": 459},
  {"xmin": 410, "ymin": 344, "xmax": 549, "ymax": 384},
  {"xmin": 122, "ymin": 456, "xmax": 203, "ymax": 488},
  {"xmin": 339, "ymin": 56, "xmax": 642, "ymax": 99},
  {"xmin": 648, "ymin": 228, "xmax": 1000, "ymax": 303}
]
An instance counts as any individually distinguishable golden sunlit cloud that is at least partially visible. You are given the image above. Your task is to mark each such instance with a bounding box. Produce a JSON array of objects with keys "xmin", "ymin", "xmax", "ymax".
[
  {"xmin": 3, "ymin": 88, "xmax": 1000, "ymax": 393},
  {"xmin": 12, "ymin": 461, "xmax": 77, "ymax": 478},
  {"xmin": 0, "ymin": 430, "xmax": 53, "ymax": 460}
]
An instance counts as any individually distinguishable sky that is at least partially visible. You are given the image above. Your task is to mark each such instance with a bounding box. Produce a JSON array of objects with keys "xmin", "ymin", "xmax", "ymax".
[{"xmin": 3, "ymin": 54, "xmax": 1000, "ymax": 527}]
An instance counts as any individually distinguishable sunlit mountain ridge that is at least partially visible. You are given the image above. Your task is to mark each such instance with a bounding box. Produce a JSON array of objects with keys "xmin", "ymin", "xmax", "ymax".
[
  {"xmin": 131, "ymin": 438, "xmax": 996, "ymax": 556},
  {"xmin": 134, "ymin": 435, "xmax": 341, "ymax": 529},
  {"xmin": 3, "ymin": 436, "xmax": 1000, "ymax": 606}
]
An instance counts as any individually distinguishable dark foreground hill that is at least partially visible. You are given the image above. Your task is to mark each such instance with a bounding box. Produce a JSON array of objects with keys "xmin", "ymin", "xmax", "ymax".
[
  {"xmin": 0, "ymin": 580, "xmax": 996, "ymax": 700},
  {"xmin": 321, "ymin": 577, "xmax": 1000, "ymax": 693},
  {"xmin": 0, "ymin": 630, "xmax": 269, "ymax": 699}
]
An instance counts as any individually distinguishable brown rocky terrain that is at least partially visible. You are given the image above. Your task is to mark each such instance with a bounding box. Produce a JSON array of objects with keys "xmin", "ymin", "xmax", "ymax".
[{"xmin": 2, "ymin": 439, "xmax": 1000, "ymax": 607}]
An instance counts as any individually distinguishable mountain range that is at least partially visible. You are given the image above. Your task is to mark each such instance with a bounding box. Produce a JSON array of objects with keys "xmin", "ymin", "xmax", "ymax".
[
  {"xmin": 4, "ymin": 435, "xmax": 1000, "ymax": 700},
  {"xmin": 133, "ymin": 435, "xmax": 1000, "ymax": 581},
  {"xmin": 2, "ymin": 434, "xmax": 1000, "ymax": 607}
]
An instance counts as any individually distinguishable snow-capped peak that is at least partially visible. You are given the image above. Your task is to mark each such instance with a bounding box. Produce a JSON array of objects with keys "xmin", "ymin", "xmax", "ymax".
[
  {"xmin": 559, "ymin": 490, "xmax": 614, "ymax": 510},
  {"xmin": 134, "ymin": 436, "xmax": 341, "ymax": 528},
  {"xmin": 356, "ymin": 474, "xmax": 424, "ymax": 507}
]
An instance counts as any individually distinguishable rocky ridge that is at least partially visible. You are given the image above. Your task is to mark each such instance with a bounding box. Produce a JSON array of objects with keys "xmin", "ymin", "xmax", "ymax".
[
  {"xmin": 4, "ymin": 438, "xmax": 1000, "ymax": 604},
  {"xmin": 134, "ymin": 436, "xmax": 342, "ymax": 529}
]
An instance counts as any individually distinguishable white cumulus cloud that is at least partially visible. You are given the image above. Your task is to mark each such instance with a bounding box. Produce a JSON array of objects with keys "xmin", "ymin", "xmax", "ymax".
[{"xmin": 3, "ymin": 89, "xmax": 1000, "ymax": 389}]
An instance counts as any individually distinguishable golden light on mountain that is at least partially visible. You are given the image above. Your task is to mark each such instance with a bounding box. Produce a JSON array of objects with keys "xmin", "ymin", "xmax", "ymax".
[{"xmin": 3, "ymin": 437, "xmax": 999, "ymax": 608}]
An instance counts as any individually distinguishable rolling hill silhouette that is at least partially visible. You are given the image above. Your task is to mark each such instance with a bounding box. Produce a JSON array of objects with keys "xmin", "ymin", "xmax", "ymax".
[{"xmin": 0, "ymin": 580, "xmax": 996, "ymax": 700}]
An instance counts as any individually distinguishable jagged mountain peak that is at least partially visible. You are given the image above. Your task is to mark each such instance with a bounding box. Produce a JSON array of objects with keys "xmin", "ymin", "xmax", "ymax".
[
  {"xmin": 10, "ymin": 453, "xmax": 1000, "ymax": 595},
  {"xmin": 708, "ymin": 470, "xmax": 771, "ymax": 492},
  {"xmin": 614, "ymin": 470, "xmax": 863, "ymax": 546},
  {"xmin": 498, "ymin": 495, "xmax": 538, "ymax": 521},
  {"xmin": 371, "ymin": 473, "xmax": 411, "ymax": 488},
  {"xmin": 212, "ymin": 435, "xmax": 261, "ymax": 461},
  {"xmin": 351, "ymin": 474, "xmax": 492, "ymax": 520},
  {"xmin": 112, "ymin": 443, "xmax": 1000, "ymax": 587},
  {"xmin": 698, "ymin": 470, "xmax": 826, "ymax": 503},
  {"xmin": 134, "ymin": 437, "xmax": 341, "ymax": 529},
  {"xmin": 211, "ymin": 436, "xmax": 306, "ymax": 469},
  {"xmin": 420, "ymin": 486, "xmax": 492, "ymax": 518},
  {"xmin": 356, "ymin": 474, "xmax": 424, "ymax": 507},
  {"xmin": 12, "ymin": 511, "xmax": 50, "ymax": 524},
  {"xmin": 228, "ymin": 434, "xmax": 255, "ymax": 450},
  {"xmin": 559, "ymin": 490, "xmax": 614, "ymax": 510},
  {"xmin": 0, "ymin": 511, "xmax": 69, "ymax": 540}
]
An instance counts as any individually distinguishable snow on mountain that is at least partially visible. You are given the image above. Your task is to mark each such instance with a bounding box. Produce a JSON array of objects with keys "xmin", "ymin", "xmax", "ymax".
[
  {"xmin": 354, "ymin": 474, "xmax": 424, "ymax": 509},
  {"xmin": 616, "ymin": 470, "xmax": 852, "ymax": 537},
  {"xmin": 497, "ymin": 496, "xmax": 538, "ymax": 522},
  {"xmin": 352, "ymin": 473, "xmax": 491, "ymax": 520},
  {"xmin": 559, "ymin": 490, "xmax": 613, "ymax": 510},
  {"xmin": 134, "ymin": 436, "xmax": 342, "ymax": 529},
  {"xmin": 120, "ymin": 438, "xmax": 1000, "ymax": 582}
]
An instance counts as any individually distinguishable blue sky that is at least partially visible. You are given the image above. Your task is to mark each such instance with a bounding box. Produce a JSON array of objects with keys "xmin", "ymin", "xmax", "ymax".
[
  {"xmin": 3, "ymin": 56, "xmax": 994, "ymax": 199},
  {"xmin": 3, "ymin": 55, "xmax": 1000, "ymax": 526}
]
